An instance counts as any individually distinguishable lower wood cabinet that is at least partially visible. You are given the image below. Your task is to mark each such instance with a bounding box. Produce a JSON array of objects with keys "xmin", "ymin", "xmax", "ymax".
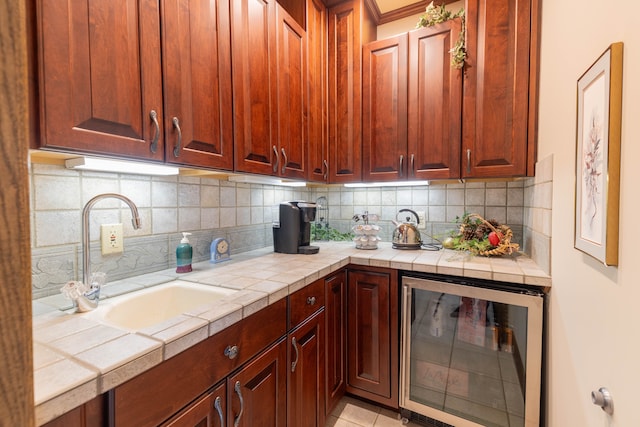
[
  {"xmin": 346, "ymin": 267, "xmax": 399, "ymax": 408},
  {"xmin": 228, "ymin": 338, "xmax": 288, "ymax": 427},
  {"xmin": 42, "ymin": 265, "xmax": 403, "ymax": 426},
  {"xmin": 288, "ymin": 276, "xmax": 326, "ymax": 426},
  {"xmin": 161, "ymin": 382, "xmax": 226, "ymax": 427},
  {"xmin": 161, "ymin": 338, "xmax": 287, "ymax": 427},
  {"xmin": 288, "ymin": 311, "xmax": 325, "ymax": 427},
  {"xmin": 324, "ymin": 269, "xmax": 347, "ymax": 415},
  {"xmin": 112, "ymin": 298, "xmax": 287, "ymax": 427}
]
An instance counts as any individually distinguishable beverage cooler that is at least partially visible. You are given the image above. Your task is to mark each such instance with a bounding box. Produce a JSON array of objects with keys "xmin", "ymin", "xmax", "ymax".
[{"xmin": 400, "ymin": 273, "xmax": 544, "ymax": 427}]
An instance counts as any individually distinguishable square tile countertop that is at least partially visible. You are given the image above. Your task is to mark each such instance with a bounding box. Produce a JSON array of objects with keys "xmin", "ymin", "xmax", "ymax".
[{"xmin": 31, "ymin": 242, "xmax": 550, "ymax": 426}]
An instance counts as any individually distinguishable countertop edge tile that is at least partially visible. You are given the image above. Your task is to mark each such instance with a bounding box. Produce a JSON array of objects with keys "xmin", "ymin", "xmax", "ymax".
[
  {"xmin": 35, "ymin": 378, "xmax": 98, "ymax": 427},
  {"xmin": 34, "ymin": 358, "xmax": 98, "ymax": 405},
  {"xmin": 390, "ymin": 261, "xmax": 414, "ymax": 270},
  {"xmin": 463, "ymin": 268, "xmax": 493, "ymax": 281},
  {"xmin": 99, "ymin": 346, "xmax": 164, "ymax": 392},
  {"xmin": 162, "ymin": 324, "xmax": 209, "ymax": 360},
  {"xmin": 493, "ymin": 272, "xmax": 525, "ymax": 284},
  {"xmin": 209, "ymin": 309, "xmax": 244, "ymax": 336}
]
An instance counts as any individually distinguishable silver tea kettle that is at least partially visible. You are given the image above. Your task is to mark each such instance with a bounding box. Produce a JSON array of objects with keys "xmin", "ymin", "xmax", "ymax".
[{"xmin": 392, "ymin": 209, "xmax": 422, "ymax": 249}]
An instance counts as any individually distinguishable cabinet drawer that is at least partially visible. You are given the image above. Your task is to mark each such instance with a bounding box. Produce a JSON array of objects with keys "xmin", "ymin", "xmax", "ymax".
[
  {"xmin": 113, "ymin": 298, "xmax": 287, "ymax": 427},
  {"xmin": 290, "ymin": 278, "xmax": 325, "ymax": 328}
]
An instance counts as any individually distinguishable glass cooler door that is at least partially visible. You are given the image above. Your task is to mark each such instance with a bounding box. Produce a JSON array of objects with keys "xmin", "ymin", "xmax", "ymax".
[{"xmin": 400, "ymin": 276, "xmax": 543, "ymax": 427}]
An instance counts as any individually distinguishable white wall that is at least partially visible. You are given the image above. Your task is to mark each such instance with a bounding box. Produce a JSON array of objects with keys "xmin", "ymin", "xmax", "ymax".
[{"xmin": 539, "ymin": 1, "xmax": 640, "ymax": 426}]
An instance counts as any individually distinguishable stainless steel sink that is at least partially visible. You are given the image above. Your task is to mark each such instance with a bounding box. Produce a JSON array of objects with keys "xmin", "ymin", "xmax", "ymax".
[{"xmin": 82, "ymin": 280, "xmax": 236, "ymax": 331}]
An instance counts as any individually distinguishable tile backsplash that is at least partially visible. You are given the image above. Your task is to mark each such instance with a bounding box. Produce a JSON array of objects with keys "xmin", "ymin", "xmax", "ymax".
[{"xmin": 30, "ymin": 162, "xmax": 537, "ymax": 299}]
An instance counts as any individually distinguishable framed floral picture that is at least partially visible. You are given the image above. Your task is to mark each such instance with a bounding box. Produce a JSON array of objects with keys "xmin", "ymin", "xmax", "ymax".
[{"xmin": 574, "ymin": 42, "xmax": 623, "ymax": 266}]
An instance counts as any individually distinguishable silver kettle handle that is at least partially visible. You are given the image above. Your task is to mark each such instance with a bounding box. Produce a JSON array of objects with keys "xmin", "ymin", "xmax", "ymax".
[{"xmin": 397, "ymin": 208, "xmax": 420, "ymax": 224}]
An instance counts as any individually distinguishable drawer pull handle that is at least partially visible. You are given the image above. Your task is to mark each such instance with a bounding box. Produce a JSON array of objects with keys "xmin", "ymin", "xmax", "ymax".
[
  {"xmin": 291, "ymin": 337, "xmax": 299, "ymax": 372},
  {"xmin": 323, "ymin": 159, "xmax": 328, "ymax": 181},
  {"xmin": 234, "ymin": 381, "xmax": 244, "ymax": 427},
  {"xmin": 149, "ymin": 110, "xmax": 159, "ymax": 153},
  {"xmin": 306, "ymin": 296, "xmax": 316, "ymax": 306},
  {"xmin": 224, "ymin": 345, "xmax": 239, "ymax": 360},
  {"xmin": 399, "ymin": 154, "xmax": 404, "ymax": 178},
  {"xmin": 214, "ymin": 396, "xmax": 225, "ymax": 427}
]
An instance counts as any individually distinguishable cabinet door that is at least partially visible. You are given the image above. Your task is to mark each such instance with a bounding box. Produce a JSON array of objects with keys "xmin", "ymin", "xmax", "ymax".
[
  {"xmin": 325, "ymin": 270, "xmax": 347, "ymax": 415},
  {"xmin": 231, "ymin": 0, "xmax": 278, "ymax": 175},
  {"xmin": 162, "ymin": 0, "xmax": 233, "ymax": 169},
  {"xmin": 162, "ymin": 383, "xmax": 226, "ymax": 427},
  {"xmin": 307, "ymin": 0, "xmax": 329, "ymax": 183},
  {"xmin": 276, "ymin": 3, "xmax": 307, "ymax": 179},
  {"xmin": 327, "ymin": 0, "xmax": 374, "ymax": 183},
  {"xmin": 37, "ymin": 0, "xmax": 164, "ymax": 160},
  {"xmin": 347, "ymin": 268, "xmax": 399, "ymax": 408},
  {"xmin": 462, "ymin": 0, "xmax": 532, "ymax": 178},
  {"xmin": 408, "ymin": 21, "xmax": 463, "ymax": 180},
  {"xmin": 227, "ymin": 338, "xmax": 287, "ymax": 427},
  {"xmin": 362, "ymin": 35, "xmax": 408, "ymax": 182},
  {"xmin": 288, "ymin": 311, "xmax": 326, "ymax": 427}
]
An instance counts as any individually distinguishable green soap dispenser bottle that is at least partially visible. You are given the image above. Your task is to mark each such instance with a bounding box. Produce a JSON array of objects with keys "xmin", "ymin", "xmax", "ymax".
[{"xmin": 176, "ymin": 232, "xmax": 193, "ymax": 273}]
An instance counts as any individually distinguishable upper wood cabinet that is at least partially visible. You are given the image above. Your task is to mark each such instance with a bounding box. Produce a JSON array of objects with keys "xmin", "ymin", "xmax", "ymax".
[
  {"xmin": 232, "ymin": 0, "xmax": 307, "ymax": 179},
  {"xmin": 363, "ymin": 0, "xmax": 539, "ymax": 180},
  {"xmin": 36, "ymin": 0, "xmax": 164, "ymax": 161},
  {"xmin": 307, "ymin": 0, "xmax": 329, "ymax": 183},
  {"xmin": 276, "ymin": 3, "xmax": 308, "ymax": 179},
  {"xmin": 362, "ymin": 34, "xmax": 408, "ymax": 181},
  {"xmin": 462, "ymin": 0, "xmax": 537, "ymax": 178},
  {"xmin": 408, "ymin": 21, "xmax": 463, "ymax": 180},
  {"xmin": 231, "ymin": 0, "xmax": 278, "ymax": 175},
  {"xmin": 327, "ymin": 0, "xmax": 375, "ymax": 183},
  {"xmin": 35, "ymin": 0, "xmax": 233, "ymax": 169},
  {"xmin": 161, "ymin": 0, "xmax": 234, "ymax": 169},
  {"xmin": 363, "ymin": 20, "xmax": 462, "ymax": 181}
]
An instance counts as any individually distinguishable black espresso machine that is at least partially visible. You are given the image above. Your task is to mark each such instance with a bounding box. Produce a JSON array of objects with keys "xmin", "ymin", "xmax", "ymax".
[{"xmin": 273, "ymin": 201, "xmax": 320, "ymax": 254}]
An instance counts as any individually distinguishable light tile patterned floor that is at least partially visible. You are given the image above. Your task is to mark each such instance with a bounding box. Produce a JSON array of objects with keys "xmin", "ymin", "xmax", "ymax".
[{"xmin": 325, "ymin": 396, "xmax": 421, "ymax": 427}]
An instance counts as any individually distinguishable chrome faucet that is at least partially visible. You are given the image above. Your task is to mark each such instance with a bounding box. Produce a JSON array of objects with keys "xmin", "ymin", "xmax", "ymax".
[{"xmin": 79, "ymin": 193, "xmax": 142, "ymax": 310}]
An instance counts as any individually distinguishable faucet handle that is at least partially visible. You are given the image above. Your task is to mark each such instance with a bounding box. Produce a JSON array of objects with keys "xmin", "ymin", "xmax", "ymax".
[{"xmin": 60, "ymin": 280, "xmax": 89, "ymax": 300}]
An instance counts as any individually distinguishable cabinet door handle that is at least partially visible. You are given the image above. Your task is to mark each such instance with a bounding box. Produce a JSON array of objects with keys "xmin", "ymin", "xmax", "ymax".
[
  {"xmin": 149, "ymin": 110, "xmax": 159, "ymax": 154},
  {"xmin": 233, "ymin": 381, "xmax": 244, "ymax": 427},
  {"xmin": 214, "ymin": 396, "xmax": 225, "ymax": 427},
  {"xmin": 224, "ymin": 345, "xmax": 239, "ymax": 359},
  {"xmin": 281, "ymin": 148, "xmax": 288, "ymax": 175},
  {"xmin": 323, "ymin": 159, "xmax": 328, "ymax": 181},
  {"xmin": 466, "ymin": 149, "xmax": 471, "ymax": 174},
  {"xmin": 291, "ymin": 337, "xmax": 299, "ymax": 373},
  {"xmin": 410, "ymin": 154, "xmax": 415, "ymax": 177},
  {"xmin": 272, "ymin": 145, "xmax": 279, "ymax": 173},
  {"xmin": 306, "ymin": 296, "xmax": 316, "ymax": 306},
  {"xmin": 399, "ymin": 155, "xmax": 404, "ymax": 178},
  {"xmin": 172, "ymin": 117, "xmax": 182, "ymax": 158}
]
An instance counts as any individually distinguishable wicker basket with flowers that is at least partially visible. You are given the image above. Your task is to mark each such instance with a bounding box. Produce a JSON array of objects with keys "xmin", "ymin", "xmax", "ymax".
[{"xmin": 443, "ymin": 213, "xmax": 519, "ymax": 256}]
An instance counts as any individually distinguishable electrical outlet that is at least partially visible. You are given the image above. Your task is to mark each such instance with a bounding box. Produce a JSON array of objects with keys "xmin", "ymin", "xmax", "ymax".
[
  {"xmin": 415, "ymin": 211, "xmax": 426, "ymax": 229},
  {"xmin": 101, "ymin": 223, "xmax": 124, "ymax": 255}
]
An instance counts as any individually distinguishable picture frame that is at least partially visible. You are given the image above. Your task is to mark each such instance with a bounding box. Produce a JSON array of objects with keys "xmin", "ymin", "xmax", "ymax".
[{"xmin": 574, "ymin": 42, "xmax": 623, "ymax": 266}]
